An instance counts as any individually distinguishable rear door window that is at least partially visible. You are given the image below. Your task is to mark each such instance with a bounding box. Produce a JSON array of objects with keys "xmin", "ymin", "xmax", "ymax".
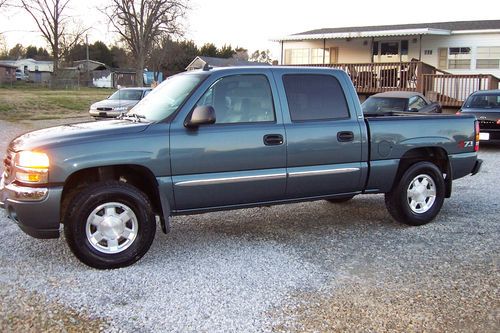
[{"xmin": 282, "ymin": 74, "xmax": 349, "ymax": 121}]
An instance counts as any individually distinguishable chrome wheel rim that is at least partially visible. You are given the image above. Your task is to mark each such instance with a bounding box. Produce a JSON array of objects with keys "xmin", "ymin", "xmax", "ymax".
[
  {"xmin": 85, "ymin": 202, "xmax": 138, "ymax": 254},
  {"xmin": 407, "ymin": 174, "xmax": 436, "ymax": 214}
]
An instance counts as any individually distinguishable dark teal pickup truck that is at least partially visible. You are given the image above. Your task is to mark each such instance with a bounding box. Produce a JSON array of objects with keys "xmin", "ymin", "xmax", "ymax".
[{"xmin": 0, "ymin": 67, "xmax": 482, "ymax": 269}]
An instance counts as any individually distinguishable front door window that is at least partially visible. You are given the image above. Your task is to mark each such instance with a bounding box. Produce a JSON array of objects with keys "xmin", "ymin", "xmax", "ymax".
[
  {"xmin": 373, "ymin": 41, "xmax": 408, "ymax": 63},
  {"xmin": 380, "ymin": 42, "xmax": 399, "ymax": 62}
]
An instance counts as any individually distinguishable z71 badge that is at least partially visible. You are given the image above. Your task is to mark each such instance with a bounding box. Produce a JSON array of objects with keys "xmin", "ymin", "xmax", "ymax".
[{"xmin": 459, "ymin": 140, "xmax": 474, "ymax": 148}]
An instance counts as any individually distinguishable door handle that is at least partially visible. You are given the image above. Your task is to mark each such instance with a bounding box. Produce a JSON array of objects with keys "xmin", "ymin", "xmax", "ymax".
[
  {"xmin": 263, "ymin": 134, "xmax": 284, "ymax": 146},
  {"xmin": 337, "ymin": 131, "xmax": 354, "ymax": 142}
]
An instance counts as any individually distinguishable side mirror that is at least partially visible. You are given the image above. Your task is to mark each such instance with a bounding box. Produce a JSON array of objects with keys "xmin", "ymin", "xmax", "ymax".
[{"xmin": 185, "ymin": 105, "xmax": 216, "ymax": 128}]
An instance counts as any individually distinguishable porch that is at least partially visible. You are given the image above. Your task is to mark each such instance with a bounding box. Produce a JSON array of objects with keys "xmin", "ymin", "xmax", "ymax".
[{"xmin": 291, "ymin": 62, "xmax": 500, "ymax": 108}]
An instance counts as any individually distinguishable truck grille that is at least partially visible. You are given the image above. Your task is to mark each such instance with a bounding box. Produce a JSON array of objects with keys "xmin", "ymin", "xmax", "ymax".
[
  {"xmin": 479, "ymin": 120, "xmax": 499, "ymax": 130},
  {"xmin": 3, "ymin": 149, "xmax": 14, "ymax": 178}
]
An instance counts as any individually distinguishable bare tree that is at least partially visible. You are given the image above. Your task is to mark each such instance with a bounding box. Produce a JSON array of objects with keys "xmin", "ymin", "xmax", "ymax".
[
  {"xmin": 20, "ymin": 0, "xmax": 87, "ymax": 74},
  {"xmin": 0, "ymin": 0, "xmax": 9, "ymax": 8},
  {"xmin": 103, "ymin": 0, "xmax": 188, "ymax": 86},
  {"xmin": 250, "ymin": 49, "xmax": 273, "ymax": 64}
]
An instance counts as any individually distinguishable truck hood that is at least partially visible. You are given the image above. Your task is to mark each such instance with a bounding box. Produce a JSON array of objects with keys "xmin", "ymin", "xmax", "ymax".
[{"xmin": 10, "ymin": 119, "xmax": 150, "ymax": 152}]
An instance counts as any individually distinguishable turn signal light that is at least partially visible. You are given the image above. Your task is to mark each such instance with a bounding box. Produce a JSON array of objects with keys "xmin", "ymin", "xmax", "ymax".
[{"xmin": 497, "ymin": 119, "xmax": 500, "ymax": 125}]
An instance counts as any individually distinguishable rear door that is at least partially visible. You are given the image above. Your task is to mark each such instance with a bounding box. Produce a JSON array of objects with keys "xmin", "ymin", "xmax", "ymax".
[
  {"xmin": 170, "ymin": 70, "xmax": 287, "ymax": 210},
  {"xmin": 275, "ymin": 70, "xmax": 365, "ymax": 198}
]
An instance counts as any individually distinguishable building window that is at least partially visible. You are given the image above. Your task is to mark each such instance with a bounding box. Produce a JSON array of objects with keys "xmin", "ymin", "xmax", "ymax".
[
  {"xmin": 381, "ymin": 42, "xmax": 399, "ymax": 56},
  {"xmin": 401, "ymin": 40, "xmax": 409, "ymax": 56},
  {"xmin": 448, "ymin": 47, "xmax": 471, "ymax": 69},
  {"xmin": 284, "ymin": 49, "xmax": 310, "ymax": 65},
  {"xmin": 424, "ymin": 50, "xmax": 433, "ymax": 55},
  {"xmin": 311, "ymin": 48, "xmax": 330, "ymax": 64},
  {"xmin": 476, "ymin": 46, "xmax": 500, "ymax": 69},
  {"xmin": 372, "ymin": 42, "xmax": 379, "ymax": 56}
]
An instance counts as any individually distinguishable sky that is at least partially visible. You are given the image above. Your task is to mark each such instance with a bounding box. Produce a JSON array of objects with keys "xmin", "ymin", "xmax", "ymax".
[{"xmin": 0, "ymin": 0, "xmax": 499, "ymax": 60}]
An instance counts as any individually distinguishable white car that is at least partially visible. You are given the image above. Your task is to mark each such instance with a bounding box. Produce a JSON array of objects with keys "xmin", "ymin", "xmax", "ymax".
[{"xmin": 89, "ymin": 87, "xmax": 152, "ymax": 118}]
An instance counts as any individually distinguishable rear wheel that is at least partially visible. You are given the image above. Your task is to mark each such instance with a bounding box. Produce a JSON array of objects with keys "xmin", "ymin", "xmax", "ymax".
[
  {"xmin": 64, "ymin": 181, "xmax": 156, "ymax": 269},
  {"xmin": 385, "ymin": 162, "xmax": 445, "ymax": 226}
]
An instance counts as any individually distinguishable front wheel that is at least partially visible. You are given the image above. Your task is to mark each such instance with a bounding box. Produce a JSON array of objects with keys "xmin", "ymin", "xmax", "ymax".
[
  {"xmin": 385, "ymin": 162, "xmax": 445, "ymax": 226},
  {"xmin": 64, "ymin": 181, "xmax": 156, "ymax": 269}
]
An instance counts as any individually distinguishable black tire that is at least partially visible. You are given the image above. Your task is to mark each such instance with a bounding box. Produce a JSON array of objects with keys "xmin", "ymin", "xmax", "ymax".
[
  {"xmin": 326, "ymin": 196, "xmax": 355, "ymax": 203},
  {"xmin": 385, "ymin": 161, "xmax": 445, "ymax": 226},
  {"xmin": 64, "ymin": 181, "xmax": 156, "ymax": 269}
]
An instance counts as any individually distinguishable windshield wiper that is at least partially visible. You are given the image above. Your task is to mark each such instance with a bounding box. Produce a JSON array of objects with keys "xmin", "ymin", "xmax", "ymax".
[{"xmin": 119, "ymin": 113, "xmax": 147, "ymax": 123}]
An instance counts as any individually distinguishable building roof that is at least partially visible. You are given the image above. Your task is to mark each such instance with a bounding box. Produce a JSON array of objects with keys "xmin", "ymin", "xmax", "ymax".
[
  {"xmin": 186, "ymin": 56, "xmax": 269, "ymax": 70},
  {"xmin": 274, "ymin": 20, "xmax": 500, "ymax": 41},
  {"xmin": 0, "ymin": 63, "xmax": 18, "ymax": 69},
  {"xmin": 73, "ymin": 59, "xmax": 108, "ymax": 70}
]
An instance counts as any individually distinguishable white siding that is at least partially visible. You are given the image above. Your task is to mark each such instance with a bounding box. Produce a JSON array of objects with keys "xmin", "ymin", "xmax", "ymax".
[
  {"xmin": 419, "ymin": 33, "xmax": 500, "ymax": 77},
  {"xmin": 282, "ymin": 39, "xmax": 372, "ymax": 64},
  {"xmin": 280, "ymin": 32, "xmax": 500, "ymax": 78}
]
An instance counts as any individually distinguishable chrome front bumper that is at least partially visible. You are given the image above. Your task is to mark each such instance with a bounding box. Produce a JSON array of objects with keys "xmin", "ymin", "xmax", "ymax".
[
  {"xmin": 0, "ymin": 173, "xmax": 61, "ymax": 239},
  {"xmin": 0, "ymin": 177, "xmax": 48, "ymax": 205}
]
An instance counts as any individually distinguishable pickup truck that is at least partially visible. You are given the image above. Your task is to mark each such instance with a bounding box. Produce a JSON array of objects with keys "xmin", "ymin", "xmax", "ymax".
[{"xmin": 0, "ymin": 67, "xmax": 482, "ymax": 269}]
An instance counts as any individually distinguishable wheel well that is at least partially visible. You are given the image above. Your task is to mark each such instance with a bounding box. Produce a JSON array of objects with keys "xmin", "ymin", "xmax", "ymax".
[
  {"xmin": 394, "ymin": 147, "xmax": 452, "ymax": 197},
  {"xmin": 61, "ymin": 165, "xmax": 163, "ymax": 223}
]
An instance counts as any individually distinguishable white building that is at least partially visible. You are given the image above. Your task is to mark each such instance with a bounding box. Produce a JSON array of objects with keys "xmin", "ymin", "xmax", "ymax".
[
  {"xmin": 275, "ymin": 20, "xmax": 500, "ymax": 78},
  {"xmin": 0, "ymin": 58, "xmax": 54, "ymax": 73}
]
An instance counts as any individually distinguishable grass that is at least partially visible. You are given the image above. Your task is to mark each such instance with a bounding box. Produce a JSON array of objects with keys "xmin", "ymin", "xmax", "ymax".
[{"xmin": 0, "ymin": 85, "xmax": 112, "ymax": 122}]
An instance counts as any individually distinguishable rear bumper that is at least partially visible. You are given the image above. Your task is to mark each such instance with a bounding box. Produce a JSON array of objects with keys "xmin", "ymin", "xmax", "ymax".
[
  {"xmin": 471, "ymin": 159, "xmax": 482, "ymax": 176},
  {"xmin": 0, "ymin": 176, "xmax": 61, "ymax": 239}
]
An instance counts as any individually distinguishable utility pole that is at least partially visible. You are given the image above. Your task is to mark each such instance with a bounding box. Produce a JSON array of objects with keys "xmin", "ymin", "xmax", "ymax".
[{"xmin": 86, "ymin": 34, "xmax": 90, "ymax": 87}]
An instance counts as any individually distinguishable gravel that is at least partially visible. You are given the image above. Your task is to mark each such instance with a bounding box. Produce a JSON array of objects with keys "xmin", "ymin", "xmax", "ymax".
[{"xmin": 0, "ymin": 119, "xmax": 499, "ymax": 332}]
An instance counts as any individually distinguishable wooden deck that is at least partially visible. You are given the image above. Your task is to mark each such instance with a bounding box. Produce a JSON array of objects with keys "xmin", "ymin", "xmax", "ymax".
[{"xmin": 290, "ymin": 62, "xmax": 500, "ymax": 107}]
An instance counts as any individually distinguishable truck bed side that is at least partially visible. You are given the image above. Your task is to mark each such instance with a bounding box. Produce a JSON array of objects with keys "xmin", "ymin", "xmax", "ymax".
[{"xmin": 364, "ymin": 114, "xmax": 477, "ymax": 193}]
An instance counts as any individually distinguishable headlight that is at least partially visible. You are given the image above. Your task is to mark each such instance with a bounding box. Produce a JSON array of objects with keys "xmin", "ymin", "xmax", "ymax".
[
  {"xmin": 90, "ymin": 104, "xmax": 97, "ymax": 110},
  {"xmin": 14, "ymin": 151, "xmax": 50, "ymax": 184},
  {"xmin": 114, "ymin": 106, "xmax": 129, "ymax": 111}
]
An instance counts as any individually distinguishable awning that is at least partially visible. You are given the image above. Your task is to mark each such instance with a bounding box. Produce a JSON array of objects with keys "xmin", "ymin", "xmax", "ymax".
[{"xmin": 272, "ymin": 28, "xmax": 451, "ymax": 42}]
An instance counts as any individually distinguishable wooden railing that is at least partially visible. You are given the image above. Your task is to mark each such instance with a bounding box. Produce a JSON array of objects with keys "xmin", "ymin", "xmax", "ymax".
[
  {"xmin": 423, "ymin": 74, "xmax": 500, "ymax": 107},
  {"xmin": 289, "ymin": 61, "xmax": 435, "ymax": 93},
  {"xmin": 288, "ymin": 62, "xmax": 500, "ymax": 107}
]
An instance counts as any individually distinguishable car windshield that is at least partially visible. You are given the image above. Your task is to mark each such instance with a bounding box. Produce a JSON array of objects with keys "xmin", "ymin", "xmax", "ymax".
[
  {"xmin": 465, "ymin": 94, "xmax": 500, "ymax": 109},
  {"xmin": 361, "ymin": 97, "xmax": 407, "ymax": 113},
  {"xmin": 109, "ymin": 89, "xmax": 144, "ymax": 101},
  {"xmin": 128, "ymin": 73, "xmax": 207, "ymax": 121}
]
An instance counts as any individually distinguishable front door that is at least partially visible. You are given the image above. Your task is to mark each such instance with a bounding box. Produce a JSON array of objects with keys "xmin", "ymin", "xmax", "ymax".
[{"xmin": 170, "ymin": 73, "xmax": 287, "ymax": 211}]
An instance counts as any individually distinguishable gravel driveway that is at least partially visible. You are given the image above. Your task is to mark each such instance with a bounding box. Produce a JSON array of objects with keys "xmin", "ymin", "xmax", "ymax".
[{"xmin": 0, "ymin": 119, "xmax": 498, "ymax": 332}]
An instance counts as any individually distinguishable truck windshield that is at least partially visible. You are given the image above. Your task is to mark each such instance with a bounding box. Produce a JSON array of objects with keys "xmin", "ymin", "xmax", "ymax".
[
  {"xmin": 362, "ymin": 97, "xmax": 407, "ymax": 113},
  {"xmin": 128, "ymin": 73, "xmax": 207, "ymax": 121},
  {"xmin": 465, "ymin": 94, "xmax": 500, "ymax": 109}
]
